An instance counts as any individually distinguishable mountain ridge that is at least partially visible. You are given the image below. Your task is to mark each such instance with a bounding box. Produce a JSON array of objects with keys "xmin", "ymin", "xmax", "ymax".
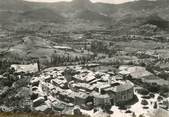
[{"xmin": 0, "ymin": 0, "xmax": 169, "ymax": 30}]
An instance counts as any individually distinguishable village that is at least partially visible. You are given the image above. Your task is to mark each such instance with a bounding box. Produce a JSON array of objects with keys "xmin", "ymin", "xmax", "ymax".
[
  {"xmin": 1, "ymin": 28, "xmax": 169, "ymax": 117},
  {"xmin": 28, "ymin": 63, "xmax": 169, "ymax": 117}
]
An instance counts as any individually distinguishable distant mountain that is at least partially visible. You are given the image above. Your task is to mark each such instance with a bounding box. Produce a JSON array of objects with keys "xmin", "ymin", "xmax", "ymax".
[
  {"xmin": 0, "ymin": 11, "xmax": 20, "ymax": 24},
  {"xmin": 0, "ymin": 0, "xmax": 32, "ymax": 11},
  {"xmin": 74, "ymin": 10, "xmax": 111, "ymax": 23},
  {"xmin": 0, "ymin": 0, "xmax": 169, "ymax": 30},
  {"xmin": 71, "ymin": 0, "xmax": 92, "ymax": 10},
  {"xmin": 20, "ymin": 8, "xmax": 65, "ymax": 23},
  {"xmin": 114, "ymin": 0, "xmax": 169, "ymax": 19},
  {"xmin": 144, "ymin": 14, "xmax": 169, "ymax": 29}
]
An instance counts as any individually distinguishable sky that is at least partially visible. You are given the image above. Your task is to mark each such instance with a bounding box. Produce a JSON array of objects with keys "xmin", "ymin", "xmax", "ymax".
[{"xmin": 24, "ymin": 0, "xmax": 136, "ymax": 4}]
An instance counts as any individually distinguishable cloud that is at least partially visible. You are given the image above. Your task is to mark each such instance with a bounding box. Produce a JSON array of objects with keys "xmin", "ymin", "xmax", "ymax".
[{"xmin": 24, "ymin": 0, "xmax": 135, "ymax": 4}]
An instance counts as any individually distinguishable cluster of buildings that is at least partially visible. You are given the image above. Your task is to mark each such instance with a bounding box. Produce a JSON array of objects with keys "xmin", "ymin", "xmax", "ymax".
[{"xmin": 31, "ymin": 66, "xmax": 134, "ymax": 112}]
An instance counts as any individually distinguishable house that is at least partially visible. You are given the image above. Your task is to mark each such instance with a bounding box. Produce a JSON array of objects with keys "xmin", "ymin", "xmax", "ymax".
[
  {"xmin": 41, "ymin": 82, "xmax": 55, "ymax": 95},
  {"xmin": 51, "ymin": 87, "xmax": 63, "ymax": 99},
  {"xmin": 34, "ymin": 104, "xmax": 51, "ymax": 112},
  {"xmin": 69, "ymin": 82, "xmax": 95, "ymax": 92},
  {"xmin": 73, "ymin": 70, "xmax": 96, "ymax": 83},
  {"xmin": 57, "ymin": 90, "xmax": 75, "ymax": 103},
  {"xmin": 112, "ymin": 81, "xmax": 134, "ymax": 105},
  {"xmin": 33, "ymin": 97, "xmax": 45, "ymax": 107},
  {"xmin": 31, "ymin": 77, "xmax": 40, "ymax": 87},
  {"xmin": 93, "ymin": 80, "xmax": 134, "ymax": 106},
  {"xmin": 52, "ymin": 79, "xmax": 67, "ymax": 89},
  {"xmin": 74, "ymin": 92, "xmax": 93, "ymax": 110},
  {"xmin": 52, "ymin": 100, "xmax": 66, "ymax": 112},
  {"xmin": 92, "ymin": 91, "xmax": 111, "ymax": 107},
  {"xmin": 44, "ymin": 75, "xmax": 54, "ymax": 83}
]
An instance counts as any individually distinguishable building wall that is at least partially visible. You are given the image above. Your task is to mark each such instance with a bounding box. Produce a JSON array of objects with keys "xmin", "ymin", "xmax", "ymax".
[
  {"xmin": 75, "ymin": 97, "xmax": 86, "ymax": 106},
  {"xmin": 94, "ymin": 97, "xmax": 111, "ymax": 107},
  {"xmin": 114, "ymin": 88, "xmax": 134, "ymax": 104},
  {"xmin": 58, "ymin": 94, "xmax": 74, "ymax": 103}
]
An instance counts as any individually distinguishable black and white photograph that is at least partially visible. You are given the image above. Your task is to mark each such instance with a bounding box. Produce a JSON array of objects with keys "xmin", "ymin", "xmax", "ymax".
[{"xmin": 0, "ymin": 0, "xmax": 169, "ymax": 117}]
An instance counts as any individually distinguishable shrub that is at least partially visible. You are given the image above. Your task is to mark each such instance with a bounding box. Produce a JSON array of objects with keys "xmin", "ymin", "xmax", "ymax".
[
  {"xmin": 143, "ymin": 106, "xmax": 149, "ymax": 109},
  {"xmin": 154, "ymin": 102, "xmax": 157, "ymax": 109},
  {"xmin": 149, "ymin": 93, "xmax": 155, "ymax": 98},
  {"xmin": 132, "ymin": 112, "xmax": 136, "ymax": 117},
  {"xmin": 73, "ymin": 108, "xmax": 82, "ymax": 116},
  {"xmin": 157, "ymin": 96, "xmax": 163, "ymax": 102},
  {"xmin": 137, "ymin": 88, "xmax": 149, "ymax": 95},
  {"xmin": 141, "ymin": 95, "xmax": 151, "ymax": 99},
  {"xmin": 125, "ymin": 110, "xmax": 132, "ymax": 113},
  {"xmin": 139, "ymin": 114, "xmax": 145, "ymax": 117},
  {"xmin": 141, "ymin": 100, "xmax": 148, "ymax": 105}
]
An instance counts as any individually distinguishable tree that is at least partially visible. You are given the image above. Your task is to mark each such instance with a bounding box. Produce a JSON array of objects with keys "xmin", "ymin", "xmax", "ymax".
[
  {"xmin": 139, "ymin": 114, "xmax": 145, "ymax": 117},
  {"xmin": 91, "ymin": 41, "xmax": 109, "ymax": 54},
  {"xmin": 141, "ymin": 100, "xmax": 148, "ymax": 105},
  {"xmin": 154, "ymin": 102, "xmax": 157, "ymax": 109},
  {"xmin": 73, "ymin": 108, "xmax": 82, "ymax": 115},
  {"xmin": 132, "ymin": 112, "xmax": 136, "ymax": 117}
]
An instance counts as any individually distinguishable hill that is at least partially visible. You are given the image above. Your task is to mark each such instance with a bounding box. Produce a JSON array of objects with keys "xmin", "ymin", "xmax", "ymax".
[
  {"xmin": 20, "ymin": 8, "xmax": 65, "ymax": 23},
  {"xmin": 144, "ymin": 14, "xmax": 169, "ymax": 29},
  {"xmin": 0, "ymin": 0, "xmax": 169, "ymax": 29},
  {"xmin": 75, "ymin": 10, "xmax": 111, "ymax": 23}
]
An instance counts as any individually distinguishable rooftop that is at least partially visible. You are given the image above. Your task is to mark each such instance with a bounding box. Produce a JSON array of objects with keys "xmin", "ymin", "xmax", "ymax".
[
  {"xmin": 92, "ymin": 91, "xmax": 110, "ymax": 99},
  {"xmin": 113, "ymin": 80, "xmax": 134, "ymax": 92},
  {"xmin": 72, "ymin": 82, "xmax": 95, "ymax": 91},
  {"xmin": 73, "ymin": 70, "xmax": 96, "ymax": 82},
  {"xmin": 74, "ymin": 92, "xmax": 89, "ymax": 99},
  {"xmin": 52, "ymin": 79, "xmax": 67, "ymax": 85}
]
